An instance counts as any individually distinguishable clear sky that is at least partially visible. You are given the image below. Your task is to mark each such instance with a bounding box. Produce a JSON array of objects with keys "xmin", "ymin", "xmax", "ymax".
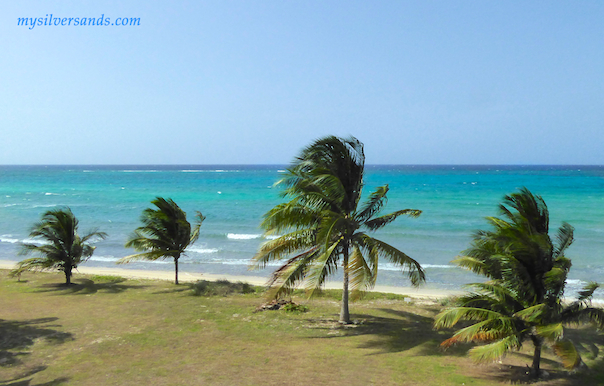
[{"xmin": 2, "ymin": 1, "xmax": 603, "ymax": 165}]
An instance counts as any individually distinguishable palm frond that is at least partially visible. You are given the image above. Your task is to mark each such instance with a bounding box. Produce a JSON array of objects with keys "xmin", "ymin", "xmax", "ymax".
[
  {"xmin": 80, "ymin": 229, "xmax": 108, "ymax": 243},
  {"xmin": 355, "ymin": 185, "xmax": 389, "ymax": 223},
  {"xmin": 468, "ymin": 335, "xmax": 523, "ymax": 362},
  {"xmin": 117, "ymin": 250, "xmax": 178, "ymax": 264},
  {"xmin": 363, "ymin": 209, "xmax": 421, "ymax": 231},
  {"xmin": 577, "ymin": 282, "xmax": 599, "ymax": 302},
  {"xmin": 562, "ymin": 307, "xmax": 604, "ymax": 329},
  {"xmin": 453, "ymin": 256, "xmax": 489, "ymax": 277},
  {"xmin": 260, "ymin": 201, "xmax": 321, "ymax": 233},
  {"xmin": 553, "ymin": 339, "xmax": 583, "ymax": 369},
  {"xmin": 250, "ymin": 230, "xmax": 317, "ymax": 269},
  {"xmin": 266, "ymin": 248, "xmax": 321, "ymax": 299},
  {"xmin": 189, "ymin": 211, "xmax": 206, "ymax": 245},
  {"xmin": 348, "ymin": 244, "xmax": 376, "ymax": 299},
  {"xmin": 553, "ymin": 222, "xmax": 574, "ymax": 258},
  {"xmin": 305, "ymin": 239, "xmax": 341, "ymax": 297},
  {"xmin": 434, "ymin": 307, "xmax": 506, "ymax": 329},
  {"xmin": 441, "ymin": 317, "xmax": 518, "ymax": 351},
  {"xmin": 535, "ymin": 323, "xmax": 564, "ymax": 341},
  {"xmin": 361, "ymin": 236, "xmax": 425, "ymax": 286},
  {"xmin": 9, "ymin": 257, "xmax": 58, "ymax": 277}
]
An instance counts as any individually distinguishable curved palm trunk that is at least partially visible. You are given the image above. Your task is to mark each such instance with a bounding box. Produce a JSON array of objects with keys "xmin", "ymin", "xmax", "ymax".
[{"xmin": 339, "ymin": 246, "xmax": 350, "ymax": 324}]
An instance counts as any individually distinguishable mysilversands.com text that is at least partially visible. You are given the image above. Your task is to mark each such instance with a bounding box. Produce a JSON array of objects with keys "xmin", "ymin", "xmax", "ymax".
[{"xmin": 18, "ymin": 14, "xmax": 140, "ymax": 29}]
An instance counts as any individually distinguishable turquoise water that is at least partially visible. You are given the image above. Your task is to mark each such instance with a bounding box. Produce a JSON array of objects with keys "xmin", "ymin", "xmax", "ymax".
[{"xmin": 1, "ymin": 165, "xmax": 603, "ymax": 299}]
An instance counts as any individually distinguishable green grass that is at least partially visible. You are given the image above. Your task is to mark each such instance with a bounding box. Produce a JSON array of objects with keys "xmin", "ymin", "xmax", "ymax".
[{"xmin": 1, "ymin": 270, "xmax": 604, "ymax": 386}]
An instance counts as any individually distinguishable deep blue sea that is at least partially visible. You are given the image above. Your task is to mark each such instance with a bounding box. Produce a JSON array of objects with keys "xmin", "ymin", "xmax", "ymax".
[{"xmin": 1, "ymin": 165, "xmax": 603, "ymax": 299}]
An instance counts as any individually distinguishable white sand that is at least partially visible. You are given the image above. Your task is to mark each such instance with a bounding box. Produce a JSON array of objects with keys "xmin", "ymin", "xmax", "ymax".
[{"xmin": 0, "ymin": 259, "xmax": 463, "ymax": 299}]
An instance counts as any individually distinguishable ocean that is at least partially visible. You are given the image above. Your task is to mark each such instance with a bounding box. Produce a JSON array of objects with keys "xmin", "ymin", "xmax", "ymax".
[{"xmin": 1, "ymin": 165, "xmax": 603, "ymax": 300}]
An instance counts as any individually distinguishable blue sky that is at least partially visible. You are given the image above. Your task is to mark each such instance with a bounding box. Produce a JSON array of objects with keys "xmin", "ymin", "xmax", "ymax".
[{"xmin": 2, "ymin": 1, "xmax": 603, "ymax": 165}]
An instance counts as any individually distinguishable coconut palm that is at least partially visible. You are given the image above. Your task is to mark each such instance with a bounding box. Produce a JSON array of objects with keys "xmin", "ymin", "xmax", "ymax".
[
  {"xmin": 434, "ymin": 188, "xmax": 604, "ymax": 377},
  {"xmin": 118, "ymin": 197, "xmax": 204, "ymax": 285},
  {"xmin": 10, "ymin": 207, "xmax": 107, "ymax": 285},
  {"xmin": 251, "ymin": 136, "xmax": 425, "ymax": 324}
]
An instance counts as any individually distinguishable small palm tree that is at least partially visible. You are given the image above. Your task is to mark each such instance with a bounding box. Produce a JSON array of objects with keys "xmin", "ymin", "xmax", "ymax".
[
  {"xmin": 251, "ymin": 136, "xmax": 425, "ymax": 324},
  {"xmin": 11, "ymin": 208, "xmax": 107, "ymax": 285},
  {"xmin": 118, "ymin": 197, "xmax": 204, "ymax": 285},
  {"xmin": 434, "ymin": 188, "xmax": 604, "ymax": 377}
]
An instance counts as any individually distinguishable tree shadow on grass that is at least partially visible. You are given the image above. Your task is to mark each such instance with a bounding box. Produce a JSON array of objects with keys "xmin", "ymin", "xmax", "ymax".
[
  {"xmin": 476, "ymin": 364, "xmax": 573, "ymax": 385},
  {"xmin": 1, "ymin": 376, "xmax": 70, "ymax": 386},
  {"xmin": 0, "ymin": 318, "xmax": 73, "ymax": 368},
  {"xmin": 439, "ymin": 323, "xmax": 604, "ymax": 385},
  {"xmin": 1, "ymin": 366, "xmax": 69, "ymax": 385},
  {"xmin": 479, "ymin": 327, "xmax": 604, "ymax": 386},
  {"xmin": 34, "ymin": 277, "xmax": 147, "ymax": 295},
  {"xmin": 304, "ymin": 307, "xmax": 472, "ymax": 357}
]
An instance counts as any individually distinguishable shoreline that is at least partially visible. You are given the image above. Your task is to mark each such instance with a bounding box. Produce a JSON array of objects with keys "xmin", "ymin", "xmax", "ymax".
[{"xmin": 0, "ymin": 259, "xmax": 463, "ymax": 299}]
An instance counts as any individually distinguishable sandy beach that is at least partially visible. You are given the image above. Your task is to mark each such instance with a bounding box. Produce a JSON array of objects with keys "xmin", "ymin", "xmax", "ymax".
[{"xmin": 0, "ymin": 259, "xmax": 463, "ymax": 299}]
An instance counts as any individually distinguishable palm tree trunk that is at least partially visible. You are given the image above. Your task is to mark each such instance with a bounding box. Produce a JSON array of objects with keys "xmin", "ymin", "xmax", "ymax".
[
  {"xmin": 65, "ymin": 265, "xmax": 72, "ymax": 285},
  {"xmin": 339, "ymin": 246, "xmax": 350, "ymax": 324},
  {"xmin": 530, "ymin": 335, "xmax": 543, "ymax": 377},
  {"xmin": 174, "ymin": 256, "xmax": 179, "ymax": 285}
]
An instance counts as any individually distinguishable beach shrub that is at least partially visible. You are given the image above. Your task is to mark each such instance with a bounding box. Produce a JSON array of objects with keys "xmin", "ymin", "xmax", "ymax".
[
  {"xmin": 190, "ymin": 279, "xmax": 257, "ymax": 296},
  {"xmin": 282, "ymin": 302, "xmax": 309, "ymax": 313}
]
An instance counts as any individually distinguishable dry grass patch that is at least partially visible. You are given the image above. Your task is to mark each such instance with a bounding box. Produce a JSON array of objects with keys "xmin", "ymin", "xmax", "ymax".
[{"xmin": 1, "ymin": 270, "xmax": 603, "ymax": 386}]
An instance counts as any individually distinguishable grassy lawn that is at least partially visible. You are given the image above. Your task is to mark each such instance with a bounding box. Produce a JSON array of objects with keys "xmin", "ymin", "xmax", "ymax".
[{"xmin": 1, "ymin": 270, "xmax": 603, "ymax": 386}]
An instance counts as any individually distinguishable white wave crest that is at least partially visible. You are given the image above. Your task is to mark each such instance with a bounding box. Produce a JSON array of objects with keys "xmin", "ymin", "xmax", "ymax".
[
  {"xmin": 89, "ymin": 256, "xmax": 120, "ymax": 262},
  {"xmin": 378, "ymin": 263, "xmax": 456, "ymax": 271},
  {"xmin": 227, "ymin": 233, "xmax": 261, "ymax": 240},
  {"xmin": 187, "ymin": 247, "xmax": 220, "ymax": 254},
  {"xmin": 0, "ymin": 237, "xmax": 19, "ymax": 244},
  {"xmin": 22, "ymin": 238, "xmax": 51, "ymax": 245}
]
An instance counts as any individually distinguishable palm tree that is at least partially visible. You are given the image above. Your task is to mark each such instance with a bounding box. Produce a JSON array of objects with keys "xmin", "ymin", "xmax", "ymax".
[
  {"xmin": 11, "ymin": 207, "xmax": 107, "ymax": 285},
  {"xmin": 118, "ymin": 197, "xmax": 204, "ymax": 285},
  {"xmin": 434, "ymin": 188, "xmax": 604, "ymax": 377},
  {"xmin": 251, "ymin": 136, "xmax": 425, "ymax": 324}
]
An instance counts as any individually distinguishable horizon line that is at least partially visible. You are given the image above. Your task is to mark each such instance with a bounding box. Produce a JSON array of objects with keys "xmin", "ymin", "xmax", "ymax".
[{"xmin": 1, "ymin": 163, "xmax": 603, "ymax": 167}]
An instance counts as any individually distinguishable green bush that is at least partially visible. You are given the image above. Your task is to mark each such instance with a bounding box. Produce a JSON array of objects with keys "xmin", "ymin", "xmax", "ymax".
[
  {"xmin": 190, "ymin": 279, "xmax": 258, "ymax": 296},
  {"xmin": 282, "ymin": 302, "xmax": 309, "ymax": 313}
]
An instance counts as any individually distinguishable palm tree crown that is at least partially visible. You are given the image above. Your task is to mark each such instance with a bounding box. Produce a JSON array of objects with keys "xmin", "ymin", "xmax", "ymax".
[
  {"xmin": 119, "ymin": 197, "xmax": 204, "ymax": 284},
  {"xmin": 251, "ymin": 136, "xmax": 425, "ymax": 323},
  {"xmin": 11, "ymin": 207, "xmax": 107, "ymax": 285},
  {"xmin": 434, "ymin": 188, "xmax": 604, "ymax": 376}
]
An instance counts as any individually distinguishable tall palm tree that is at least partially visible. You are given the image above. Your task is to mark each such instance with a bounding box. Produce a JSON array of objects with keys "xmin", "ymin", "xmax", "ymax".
[
  {"xmin": 251, "ymin": 136, "xmax": 425, "ymax": 324},
  {"xmin": 11, "ymin": 207, "xmax": 107, "ymax": 285},
  {"xmin": 434, "ymin": 188, "xmax": 604, "ymax": 377},
  {"xmin": 118, "ymin": 197, "xmax": 204, "ymax": 285}
]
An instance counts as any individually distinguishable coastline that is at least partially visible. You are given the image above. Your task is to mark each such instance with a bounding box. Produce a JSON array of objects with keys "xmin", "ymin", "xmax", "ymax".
[{"xmin": 0, "ymin": 259, "xmax": 463, "ymax": 299}]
